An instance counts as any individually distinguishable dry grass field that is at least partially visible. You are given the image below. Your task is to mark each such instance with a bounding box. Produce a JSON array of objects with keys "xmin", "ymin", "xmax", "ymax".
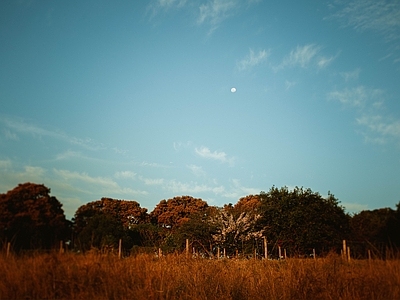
[{"xmin": 1, "ymin": 252, "xmax": 400, "ymax": 300}]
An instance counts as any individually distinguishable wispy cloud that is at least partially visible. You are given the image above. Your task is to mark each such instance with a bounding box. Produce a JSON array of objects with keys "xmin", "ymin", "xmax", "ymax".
[
  {"xmin": 1, "ymin": 116, "xmax": 104, "ymax": 151},
  {"xmin": 53, "ymin": 169, "xmax": 148, "ymax": 196},
  {"xmin": 342, "ymin": 201, "xmax": 369, "ymax": 213},
  {"xmin": 356, "ymin": 114, "xmax": 400, "ymax": 143},
  {"xmin": 327, "ymin": 0, "xmax": 400, "ymax": 62},
  {"xmin": 164, "ymin": 179, "xmax": 225, "ymax": 195},
  {"xmin": 285, "ymin": 80, "xmax": 297, "ymax": 90},
  {"xmin": 139, "ymin": 176, "xmax": 165, "ymax": 185},
  {"xmin": 317, "ymin": 54, "xmax": 337, "ymax": 68},
  {"xmin": 3, "ymin": 128, "xmax": 19, "ymax": 141},
  {"xmin": 340, "ymin": 68, "xmax": 361, "ymax": 81},
  {"xmin": 327, "ymin": 0, "xmax": 400, "ymax": 43},
  {"xmin": 197, "ymin": 0, "xmax": 239, "ymax": 28},
  {"xmin": 327, "ymin": 86, "xmax": 384, "ymax": 109},
  {"xmin": 187, "ymin": 164, "xmax": 206, "ymax": 177},
  {"xmin": 195, "ymin": 146, "xmax": 234, "ymax": 165},
  {"xmin": 0, "ymin": 159, "xmax": 12, "ymax": 170},
  {"xmin": 328, "ymin": 85, "xmax": 400, "ymax": 145},
  {"xmin": 222, "ymin": 179, "xmax": 260, "ymax": 198},
  {"xmin": 114, "ymin": 171, "xmax": 137, "ymax": 180},
  {"xmin": 281, "ymin": 44, "xmax": 321, "ymax": 68},
  {"xmin": 147, "ymin": 0, "xmax": 187, "ymax": 19},
  {"xmin": 237, "ymin": 49, "xmax": 270, "ymax": 71}
]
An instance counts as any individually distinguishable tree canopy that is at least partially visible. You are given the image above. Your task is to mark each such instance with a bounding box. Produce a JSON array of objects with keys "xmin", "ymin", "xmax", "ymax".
[
  {"xmin": 150, "ymin": 196, "xmax": 209, "ymax": 229},
  {"xmin": 0, "ymin": 183, "xmax": 70, "ymax": 250},
  {"xmin": 258, "ymin": 186, "xmax": 350, "ymax": 255}
]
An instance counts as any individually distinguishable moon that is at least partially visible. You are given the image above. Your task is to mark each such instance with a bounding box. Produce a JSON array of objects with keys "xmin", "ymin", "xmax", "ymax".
[{"xmin": 231, "ymin": 87, "xmax": 236, "ymax": 93}]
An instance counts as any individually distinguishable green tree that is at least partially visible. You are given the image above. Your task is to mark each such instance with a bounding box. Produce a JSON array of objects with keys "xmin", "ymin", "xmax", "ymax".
[
  {"xmin": 0, "ymin": 183, "xmax": 71, "ymax": 251},
  {"xmin": 350, "ymin": 207, "xmax": 400, "ymax": 256},
  {"xmin": 73, "ymin": 197, "xmax": 148, "ymax": 233},
  {"xmin": 76, "ymin": 213, "xmax": 126, "ymax": 251},
  {"xmin": 73, "ymin": 198, "xmax": 147, "ymax": 251},
  {"xmin": 258, "ymin": 186, "xmax": 350, "ymax": 256},
  {"xmin": 175, "ymin": 207, "xmax": 218, "ymax": 255}
]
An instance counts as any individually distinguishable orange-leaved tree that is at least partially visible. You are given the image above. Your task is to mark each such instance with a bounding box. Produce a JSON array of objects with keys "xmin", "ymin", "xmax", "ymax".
[
  {"xmin": 0, "ymin": 182, "xmax": 71, "ymax": 251},
  {"xmin": 150, "ymin": 196, "xmax": 208, "ymax": 229}
]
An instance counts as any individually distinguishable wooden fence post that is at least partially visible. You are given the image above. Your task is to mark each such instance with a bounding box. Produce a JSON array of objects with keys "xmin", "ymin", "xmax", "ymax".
[
  {"xmin": 217, "ymin": 247, "xmax": 220, "ymax": 259},
  {"xmin": 263, "ymin": 237, "xmax": 268, "ymax": 259},
  {"xmin": 186, "ymin": 239, "xmax": 189, "ymax": 258},
  {"xmin": 313, "ymin": 248, "xmax": 316, "ymax": 260},
  {"xmin": 347, "ymin": 247, "xmax": 351, "ymax": 262},
  {"xmin": 342, "ymin": 240, "xmax": 347, "ymax": 261},
  {"xmin": 59, "ymin": 241, "xmax": 64, "ymax": 254},
  {"xmin": 118, "ymin": 239, "xmax": 122, "ymax": 259},
  {"xmin": 6, "ymin": 242, "xmax": 10, "ymax": 257},
  {"xmin": 278, "ymin": 246, "xmax": 282, "ymax": 259}
]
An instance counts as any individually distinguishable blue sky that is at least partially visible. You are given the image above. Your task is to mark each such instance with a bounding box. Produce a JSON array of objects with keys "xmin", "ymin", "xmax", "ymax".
[{"xmin": 1, "ymin": 0, "xmax": 400, "ymax": 219}]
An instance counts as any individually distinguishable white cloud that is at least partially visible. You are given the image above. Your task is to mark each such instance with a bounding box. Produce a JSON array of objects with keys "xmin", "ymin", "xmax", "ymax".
[
  {"xmin": 327, "ymin": 0, "xmax": 400, "ymax": 43},
  {"xmin": 114, "ymin": 171, "xmax": 137, "ymax": 180},
  {"xmin": 222, "ymin": 179, "xmax": 260, "ymax": 199},
  {"xmin": 340, "ymin": 68, "xmax": 361, "ymax": 81},
  {"xmin": 158, "ymin": 0, "xmax": 187, "ymax": 8},
  {"xmin": 328, "ymin": 86, "xmax": 400, "ymax": 145},
  {"xmin": 280, "ymin": 44, "xmax": 321, "ymax": 69},
  {"xmin": 237, "ymin": 49, "xmax": 270, "ymax": 71},
  {"xmin": 285, "ymin": 80, "xmax": 297, "ymax": 90},
  {"xmin": 139, "ymin": 176, "xmax": 165, "ymax": 185},
  {"xmin": 342, "ymin": 202, "xmax": 369, "ymax": 213},
  {"xmin": 356, "ymin": 114, "xmax": 400, "ymax": 141},
  {"xmin": 197, "ymin": 0, "xmax": 238, "ymax": 26},
  {"xmin": 187, "ymin": 164, "xmax": 206, "ymax": 177},
  {"xmin": 328, "ymin": 86, "xmax": 369, "ymax": 108},
  {"xmin": 317, "ymin": 55, "xmax": 337, "ymax": 68},
  {"xmin": 55, "ymin": 150, "xmax": 82, "ymax": 160},
  {"xmin": 328, "ymin": 86, "xmax": 384, "ymax": 109},
  {"xmin": 3, "ymin": 129, "xmax": 18, "ymax": 141},
  {"xmin": 53, "ymin": 169, "xmax": 148, "ymax": 196},
  {"xmin": 195, "ymin": 146, "xmax": 234, "ymax": 165},
  {"xmin": 0, "ymin": 159, "xmax": 12, "ymax": 170},
  {"xmin": 165, "ymin": 179, "xmax": 225, "ymax": 195},
  {"xmin": 1, "ymin": 117, "xmax": 104, "ymax": 151}
]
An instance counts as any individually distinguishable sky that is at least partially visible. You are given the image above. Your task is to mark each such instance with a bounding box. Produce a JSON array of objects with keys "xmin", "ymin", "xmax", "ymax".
[{"xmin": 1, "ymin": 0, "xmax": 400, "ymax": 219}]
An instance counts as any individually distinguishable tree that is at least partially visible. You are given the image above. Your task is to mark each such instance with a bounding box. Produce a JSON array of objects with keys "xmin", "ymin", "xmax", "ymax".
[
  {"xmin": 0, "ymin": 183, "xmax": 70, "ymax": 251},
  {"xmin": 73, "ymin": 198, "xmax": 148, "ymax": 251},
  {"xmin": 73, "ymin": 198, "xmax": 148, "ymax": 233},
  {"xmin": 150, "ymin": 196, "xmax": 209, "ymax": 229},
  {"xmin": 232, "ymin": 195, "xmax": 262, "ymax": 215},
  {"xmin": 76, "ymin": 213, "xmax": 126, "ymax": 252},
  {"xmin": 258, "ymin": 186, "xmax": 350, "ymax": 255},
  {"xmin": 209, "ymin": 207, "xmax": 263, "ymax": 256},
  {"xmin": 350, "ymin": 207, "xmax": 400, "ymax": 256},
  {"xmin": 175, "ymin": 207, "xmax": 219, "ymax": 255}
]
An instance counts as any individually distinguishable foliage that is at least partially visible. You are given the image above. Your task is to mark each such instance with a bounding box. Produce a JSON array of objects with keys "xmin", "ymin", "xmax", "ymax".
[
  {"xmin": 350, "ymin": 207, "xmax": 400, "ymax": 256},
  {"xmin": 209, "ymin": 208, "xmax": 263, "ymax": 256},
  {"xmin": 75, "ymin": 213, "xmax": 129, "ymax": 251},
  {"xmin": 232, "ymin": 194, "xmax": 262, "ymax": 215},
  {"xmin": 258, "ymin": 186, "xmax": 350, "ymax": 255},
  {"xmin": 73, "ymin": 198, "xmax": 147, "ymax": 251},
  {"xmin": 0, "ymin": 183, "xmax": 70, "ymax": 251},
  {"xmin": 150, "ymin": 195, "xmax": 208, "ymax": 229},
  {"xmin": 73, "ymin": 198, "xmax": 148, "ymax": 233}
]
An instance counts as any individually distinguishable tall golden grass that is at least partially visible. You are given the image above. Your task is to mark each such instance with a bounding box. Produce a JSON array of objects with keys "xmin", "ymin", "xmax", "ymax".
[{"xmin": 1, "ymin": 251, "xmax": 399, "ymax": 300}]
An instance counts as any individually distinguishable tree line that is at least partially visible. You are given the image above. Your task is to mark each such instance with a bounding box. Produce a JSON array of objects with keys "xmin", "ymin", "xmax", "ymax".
[{"xmin": 1, "ymin": 182, "xmax": 399, "ymax": 258}]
